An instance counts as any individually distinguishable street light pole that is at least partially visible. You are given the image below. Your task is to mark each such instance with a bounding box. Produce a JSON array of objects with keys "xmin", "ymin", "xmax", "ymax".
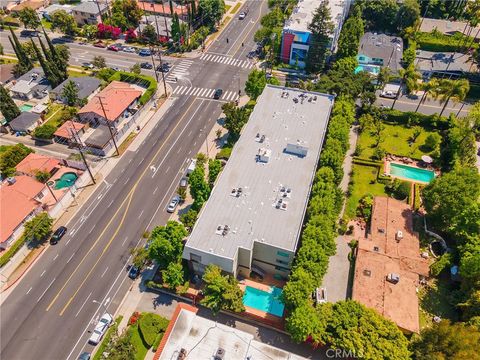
[{"xmin": 92, "ymin": 299, "xmax": 112, "ymax": 319}]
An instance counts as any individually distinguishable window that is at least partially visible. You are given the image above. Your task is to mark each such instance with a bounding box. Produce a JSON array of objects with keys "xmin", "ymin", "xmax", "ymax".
[
  {"xmin": 276, "ymin": 259, "xmax": 289, "ymax": 266},
  {"xmin": 275, "ymin": 266, "xmax": 288, "ymax": 272},
  {"xmin": 190, "ymin": 253, "xmax": 201, "ymax": 263},
  {"xmin": 277, "ymin": 251, "xmax": 289, "ymax": 258}
]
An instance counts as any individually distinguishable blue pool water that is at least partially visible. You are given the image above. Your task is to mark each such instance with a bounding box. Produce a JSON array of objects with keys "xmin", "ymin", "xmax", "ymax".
[
  {"xmin": 355, "ymin": 64, "xmax": 380, "ymax": 75},
  {"xmin": 243, "ymin": 286, "xmax": 285, "ymax": 317},
  {"xmin": 390, "ymin": 163, "xmax": 435, "ymax": 183}
]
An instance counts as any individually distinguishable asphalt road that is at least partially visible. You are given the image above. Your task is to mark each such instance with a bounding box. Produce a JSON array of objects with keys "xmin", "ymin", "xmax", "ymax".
[{"xmin": 0, "ymin": 2, "xmax": 268, "ymax": 359}]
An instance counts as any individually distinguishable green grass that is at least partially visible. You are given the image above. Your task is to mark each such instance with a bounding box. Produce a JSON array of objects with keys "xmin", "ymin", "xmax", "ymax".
[
  {"xmin": 230, "ymin": 2, "xmax": 242, "ymax": 14},
  {"xmin": 224, "ymin": 4, "xmax": 231, "ymax": 12},
  {"xmin": 357, "ymin": 124, "xmax": 437, "ymax": 160},
  {"xmin": 67, "ymin": 69, "xmax": 91, "ymax": 77},
  {"xmin": 127, "ymin": 323, "xmax": 149, "ymax": 360},
  {"xmin": 345, "ymin": 164, "xmax": 387, "ymax": 219},
  {"xmin": 43, "ymin": 104, "xmax": 65, "ymax": 128},
  {"xmin": 41, "ymin": 19, "xmax": 52, "ymax": 30},
  {"xmin": 92, "ymin": 316, "xmax": 123, "ymax": 360}
]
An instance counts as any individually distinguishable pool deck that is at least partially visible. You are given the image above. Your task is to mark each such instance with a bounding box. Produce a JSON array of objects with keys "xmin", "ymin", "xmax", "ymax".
[{"xmin": 384, "ymin": 159, "xmax": 437, "ymax": 184}]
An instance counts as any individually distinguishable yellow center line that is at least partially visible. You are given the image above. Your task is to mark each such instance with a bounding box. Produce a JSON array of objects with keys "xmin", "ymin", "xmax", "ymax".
[
  {"xmin": 46, "ymin": 98, "xmax": 199, "ymax": 313},
  {"xmin": 230, "ymin": 2, "xmax": 263, "ymax": 56}
]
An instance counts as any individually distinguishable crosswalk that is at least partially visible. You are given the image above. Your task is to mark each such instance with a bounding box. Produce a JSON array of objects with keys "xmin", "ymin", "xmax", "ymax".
[
  {"xmin": 172, "ymin": 86, "xmax": 239, "ymax": 101},
  {"xmin": 199, "ymin": 53, "xmax": 254, "ymax": 69},
  {"xmin": 165, "ymin": 59, "xmax": 193, "ymax": 83}
]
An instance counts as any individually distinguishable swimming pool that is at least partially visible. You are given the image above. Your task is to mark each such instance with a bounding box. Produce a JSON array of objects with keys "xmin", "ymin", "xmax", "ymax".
[
  {"xmin": 355, "ymin": 64, "xmax": 380, "ymax": 75},
  {"xmin": 20, "ymin": 104, "xmax": 33, "ymax": 112},
  {"xmin": 389, "ymin": 163, "xmax": 435, "ymax": 183},
  {"xmin": 54, "ymin": 172, "xmax": 78, "ymax": 189},
  {"xmin": 242, "ymin": 286, "xmax": 285, "ymax": 317}
]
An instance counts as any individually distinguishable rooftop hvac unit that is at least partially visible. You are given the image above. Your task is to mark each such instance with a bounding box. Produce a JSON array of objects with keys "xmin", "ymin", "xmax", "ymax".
[
  {"xmin": 386, "ymin": 273, "xmax": 400, "ymax": 284},
  {"xmin": 395, "ymin": 230, "xmax": 403, "ymax": 242},
  {"xmin": 257, "ymin": 148, "xmax": 271, "ymax": 163},
  {"xmin": 177, "ymin": 348, "xmax": 187, "ymax": 360},
  {"xmin": 214, "ymin": 348, "xmax": 225, "ymax": 360},
  {"xmin": 6, "ymin": 177, "xmax": 16, "ymax": 185},
  {"xmin": 285, "ymin": 143, "xmax": 308, "ymax": 157}
]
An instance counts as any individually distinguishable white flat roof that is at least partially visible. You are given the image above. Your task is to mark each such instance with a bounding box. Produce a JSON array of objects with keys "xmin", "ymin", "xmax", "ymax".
[
  {"xmin": 284, "ymin": 0, "xmax": 348, "ymax": 33},
  {"xmin": 159, "ymin": 308, "xmax": 309, "ymax": 360},
  {"xmin": 184, "ymin": 85, "xmax": 333, "ymax": 262}
]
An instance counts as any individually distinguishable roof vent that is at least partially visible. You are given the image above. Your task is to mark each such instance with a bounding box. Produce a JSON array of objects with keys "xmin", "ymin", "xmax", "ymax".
[
  {"xmin": 363, "ymin": 269, "xmax": 371, "ymax": 277},
  {"xmin": 257, "ymin": 148, "xmax": 271, "ymax": 163},
  {"xmin": 255, "ymin": 133, "xmax": 266, "ymax": 143},
  {"xmin": 214, "ymin": 348, "xmax": 225, "ymax": 360},
  {"xmin": 230, "ymin": 187, "xmax": 243, "ymax": 197},
  {"xmin": 177, "ymin": 348, "xmax": 187, "ymax": 360},
  {"xmin": 6, "ymin": 177, "xmax": 16, "ymax": 185},
  {"xmin": 395, "ymin": 230, "xmax": 403, "ymax": 242},
  {"xmin": 373, "ymin": 246, "xmax": 379, "ymax": 252},
  {"xmin": 386, "ymin": 273, "xmax": 400, "ymax": 284}
]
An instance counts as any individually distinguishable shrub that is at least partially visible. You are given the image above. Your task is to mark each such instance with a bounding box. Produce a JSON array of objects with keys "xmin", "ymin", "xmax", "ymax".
[
  {"xmin": 128, "ymin": 311, "xmax": 141, "ymax": 326},
  {"xmin": 0, "ymin": 235, "xmax": 27, "ymax": 268},
  {"xmin": 138, "ymin": 312, "xmax": 169, "ymax": 347},
  {"xmin": 33, "ymin": 124, "xmax": 57, "ymax": 139},
  {"xmin": 356, "ymin": 194, "xmax": 374, "ymax": 221},
  {"xmin": 108, "ymin": 71, "xmax": 157, "ymax": 105},
  {"xmin": 417, "ymin": 30, "xmax": 478, "ymax": 52},
  {"xmin": 216, "ymin": 146, "xmax": 232, "ymax": 160}
]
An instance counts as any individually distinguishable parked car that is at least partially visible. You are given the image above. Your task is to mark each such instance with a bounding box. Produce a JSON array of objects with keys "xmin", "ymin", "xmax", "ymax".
[
  {"xmin": 167, "ymin": 195, "xmax": 180, "ymax": 213},
  {"xmin": 107, "ymin": 45, "xmax": 120, "ymax": 52},
  {"xmin": 140, "ymin": 62, "xmax": 153, "ymax": 69},
  {"xmin": 213, "ymin": 88, "xmax": 223, "ymax": 99},
  {"xmin": 179, "ymin": 177, "xmax": 188, "ymax": 189},
  {"xmin": 82, "ymin": 62, "xmax": 94, "ymax": 69},
  {"xmin": 50, "ymin": 226, "xmax": 67, "ymax": 245},
  {"xmin": 128, "ymin": 265, "xmax": 140, "ymax": 279},
  {"xmin": 78, "ymin": 352, "xmax": 91, "ymax": 360},
  {"xmin": 380, "ymin": 90, "xmax": 397, "ymax": 99},
  {"xmin": 93, "ymin": 41, "xmax": 106, "ymax": 48},
  {"xmin": 20, "ymin": 30, "xmax": 38, "ymax": 37},
  {"xmin": 138, "ymin": 49, "xmax": 151, "ymax": 56},
  {"xmin": 88, "ymin": 313, "xmax": 113, "ymax": 345},
  {"xmin": 238, "ymin": 12, "xmax": 246, "ymax": 20},
  {"xmin": 186, "ymin": 159, "xmax": 197, "ymax": 175},
  {"xmin": 123, "ymin": 46, "xmax": 136, "ymax": 53},
  {"xmin": 156, "ymin": 63, "xmax": 170, "ymax": 72}
]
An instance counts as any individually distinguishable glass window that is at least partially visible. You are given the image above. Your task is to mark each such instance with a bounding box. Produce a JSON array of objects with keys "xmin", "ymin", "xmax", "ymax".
[
  {"xmin": 275, "ymin": 266, "xmax": 288, "ymax": 272},
  {"xmin": 277, "ymin": 251, "xmax": 289, "ymax": 258},
  {"xmin": 276, "ymin": 259, "xmax": 289, "ymax": 266},
  {"xmin": 190, "ymin": 253, "xmax": 201, "ymax": 263}
]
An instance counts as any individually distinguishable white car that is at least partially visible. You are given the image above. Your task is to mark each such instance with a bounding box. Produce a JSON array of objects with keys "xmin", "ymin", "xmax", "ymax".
[
  {"xmin": 167, "ymin": 195, "xmax": 180, "ymax": 213},
  {"xmin": 238, "ymin": 12, "xmax": 246, "ymax": 20},
  {"xmin": 88, "ymin": 313, "xmax": 113, "ymax": 345},
  {"xmin": 380, "ymin": 90, "xmax": 397, "ymax": 99},
  {"xmin": 123, "ymin": 46, "xmax": 136, "ymax": 53}
]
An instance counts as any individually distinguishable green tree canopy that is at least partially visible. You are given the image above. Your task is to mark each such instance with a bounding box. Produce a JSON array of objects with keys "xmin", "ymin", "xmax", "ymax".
[
  {"xmin": 188, "ymin": 165, "xmax": 210, "ymax": 211},
  {"xmin": 111, "ymin": 0, "xmax": 143, "ymax": 30},
  {"xmin": 198, "ymin": 0, "xmax": 225, "ymax": 29},
  {"xmin": 222, "ymin": 102, "xmax": 250, "ymax": 139},
  {"xmin": 336, "ymin": 6, "xmax": 364, "ymax": 59},
  {"xmin": 306, "ymin": 0, "xmax": 334, "ymax": 73},
  {"xmin": 162, "ymin": 261, "xmax": 184, "ymax": 290},
  {"xmin": 245, "ymin": 69, "xmax": 267, "ymax": 100},
  {"xmin": 147, "ymin": 221, "xmax": 187, "ymax": 269},
  {"xmin": 92, "ymin": 55, "xmax": 107, "ymax": 69},
  {"xmin": 0, "ymin": 84, "xmax": 20, "ymax": 122},
  {"xmin": 61, "ymin": 80, "xmax": 80, "ymax": 106},
  {"xmin": 130, "ymin": 63, "xmax": 141, "ymax": 75},
  {"xmin": 0, "ymin": 143, "xmax": 34, "ymax": 177},
  {"xmin": 51, "ymin": 10, "xmax": 78, "ymax": 36},
  {"xmin": 23, "ymin": 212, "xmax": 53, "ymax": 242},
  {"xmin": 179, "ymin": 209, "xmax": 198, "ymax": 231},
  {"xmin": 18, "ymin": 7, "xmax": 40, "ymax": 29}
]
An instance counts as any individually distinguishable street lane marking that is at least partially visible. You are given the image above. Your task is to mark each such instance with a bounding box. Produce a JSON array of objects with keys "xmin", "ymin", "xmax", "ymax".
[
  {"xmin": 138, "ymin": 210, "xmax": 144, "ymax": 219},
  {"xmin": 37, "ymin": 278, "xmax": 55, "ymax": 303},
  {"xmin": 49, "ymin": 98, "xmax": 201, "ymax": 314},
  {"xmin": 75, "ymin": 292, "xmax": 92, "ymax": 318},
  {"xmin": 153, "ymin": 186, "xmax": 158, "ymax": 195},
  {"xmin": 122, "ymin": 236, "xmax": 128, "ymax": 246},
  {"xmin": 101, "ymin": 267, "xmax": 109, "ymax": 278},
  {"xmin": 124, "ymin": 176, "xmax": 130, "ymax": 185},
  {"xmin": 65, "ymin": 239, "xmax": 71, "ymax": 246},
  {"xmin": 88, "ymin": 223, "xmax": 96, "ymax": 235},
  {"xmin": 53, "ymin": 254, "xmax": 59, "ymax": 261},
  {"xmin": 26, "ymin": 287, "xmax": 32, "ymax": 295},
  {"xmin": 66, "ymin": 252, "xmax": 75, "ymax": 264},
  {"xmin": 40, "ymin": 270, "xmax": 46, "ymax": 277}
]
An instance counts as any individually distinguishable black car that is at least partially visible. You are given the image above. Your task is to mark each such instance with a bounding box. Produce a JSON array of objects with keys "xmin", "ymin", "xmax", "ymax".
[
  {"xmin": 128, "ymin": 265, "xmax": 140, "ymax": 279},
  {"xmin": 78, "ymin": 352, "xmax": 91, "ymax": 360},
  {"xmin": 20, "ymin": 30, "xmax": 38, "ymax": 37},
  {"xmin": 213, "ymin": 88, "xmax": 223, "ymax": 99},
  {"xmin": 50, "ymin": 226, "xmax": 67, "ymax": 245},
  {"xmin": 156, "ymin": 63, "xmax": 170, "ymax": 73},
  {"xmin": 140, "ymin": 62, "xmax": 153, "ymax": 69}
]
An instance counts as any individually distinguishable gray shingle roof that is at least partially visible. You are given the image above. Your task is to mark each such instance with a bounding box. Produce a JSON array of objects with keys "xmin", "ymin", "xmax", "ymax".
[
  {"xmin": 51, "ymin": 77, "xmax": 101, "ymax": 100},
  {"xmin": 9, "ymin": 112, "xmax": 41, "ymax": 130},
  {"xmin": 72, "ymin": 1, "xmax": 107, "ymax": 14}
]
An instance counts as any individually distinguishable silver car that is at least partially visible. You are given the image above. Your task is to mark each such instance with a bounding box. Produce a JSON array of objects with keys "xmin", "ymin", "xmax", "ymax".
[
  {"xmin": 88, "ymin": 313, "xmax": 112, "ymax": 345},
  {"xmin": 167, "ymin": 195, "xmax": 180, "ymax": 213}
]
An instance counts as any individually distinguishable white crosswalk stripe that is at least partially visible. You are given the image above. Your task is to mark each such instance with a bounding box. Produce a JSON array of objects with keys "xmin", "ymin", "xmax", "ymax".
[
  {"xmin": 200, "ymin": 53, "xmax": 254, "ymax": 69},
  {"xmin": 171, "ymin": 86, "xmax": 239, "ymax": 100}
]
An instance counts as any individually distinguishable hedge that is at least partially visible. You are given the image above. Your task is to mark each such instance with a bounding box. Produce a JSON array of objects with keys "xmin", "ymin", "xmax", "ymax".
[
  {"xmin": 352, "ymin": 157, "xmax": 390, "ymax": 181},
  {"xmin": 33, "ymin": 124, "xmax": 57, "ymax": 140},
  {"xmin": 109, "ymin": 71, "xmax": 158, "ymax": 105},
  {"xmin": 215, "ymin": 146, "xmax": 232, "ymax": 160},
  {"xmin": 138, "ymin": 312, "xmax": 169, "ymax": 347},
  {"xmin": 383, "ymin": 108, "xmax": 449, "ymax": 130},
  {"xmin": 0, "ymin": 235, "xmax": 27, "ymax": 268},
  {"xmin": 417, "ymin": 30, "xmax": 478, "ymax": 53}
]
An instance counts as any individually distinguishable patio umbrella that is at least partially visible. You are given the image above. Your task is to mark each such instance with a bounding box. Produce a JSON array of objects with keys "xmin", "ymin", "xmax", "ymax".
[{"xmin": 421, "ymin": 155, "xmax": 433, "ymax": 164}]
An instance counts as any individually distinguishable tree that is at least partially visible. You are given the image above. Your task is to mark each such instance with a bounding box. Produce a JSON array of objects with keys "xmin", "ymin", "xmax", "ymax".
[
  {"xmin": 8, "ymin": 27, "xmax": 33, "ymax": 75},
  {"xmin": 376, "ymin": 67, "xmax": 391, "ymax": 90},
  {"xmin": 208, "ymin": 159, "xmax": 222, "ymax": 188},
  {"xmin": 415, "ymin": 78, "xmax": 440, "ymax": 113},
  {"xmin": 130, "ymin": 63, "xmax": 141, "ymax": 74},
  {"xmin": 245, "ymin": 69, "xmax": 267, "ymax": 100},
  {"xmin": 0, "ymin": 84, "xmax": 20, "ymax": 122},
  {"xmin": 51, "ymin": 10, "xmax": 78, "ymax": 36},
  {"xmin": 305, "ymin": 0, "xmax": 334, "ymax": 73},
  {"xmin": 411, "ymin": 320, "xmax": 480, "ymax": 360},
  {"xmin": 18, "ymin": 7, "xmax": 40, "ymax": 30},
  {"xmin": 61, "ymin": 80, "xmax": 80, "ymax": 106},
  {"xmin": 0, "ymin": 143, "xmax": 34, "ymax": 177},
  {"xmin": 30, "ymin": 39, "xmax": 61, "ymax": 87},
  {"xmin": 179, "ymin": 209, "xmax": 198, "ymax": 231},
  {"xmin": 336, "ymin": 6, "xmax": 364, "ymax": 59},
  {"xmin": 92, "ymin": 55, "xmax": 107, "ymax": 69},
  {"xmin": 198, "ymin": 0, "xmax": 225, "ymax": 29},
  {"xmin": 35, "ymin": 170, "xmax": 51, "ymax": 183},
  {"xmin": 360, "ymin": 0, "xmax": 399, "ymax": 33},
  {"xmin": 23, "ymin": 212, "xmax": 53, "ymax": 242},
  {"xmin": 222, "ymin": 102, "xmax": 250, "ymax": 139},
  {"xmin": 104, "ymin": 332, "xmax": 135, "ymax": 360},
  {"xmin": 201, "ymin": 264, "xmax": 245, "ymax": 314},
  {"xmin": 423, "ymin": 133, "xmax": 441, "ymax": 151},
  {"xmin": 141, "ymin": 24, "xmax": 158, "ymax": 44},
  {"xmin": 162, "ymin": 262, "xmax": 184, "ymax": 290},
  {"xmin": 33, "ymin": 124, "xmax": 57, "ymax": 139},
  {"xmin": 147, "ymin": 221, "xmax": 187, "ymax": 269},
  {"xmin": 111, "ymin": 0, "xmax": 143, "ymax": 30},
  {"xmin": 171, "ymin": 13, "xmax": 181, "ymax": 43},
  {"xmin": 282, "ymin": 267, "xmax": 317, "ymax": 310},
  {"xmin": 188, "ymin": 166, "xmax": 210, "ymax": 211},
  {"xmin": 82, "ymin": 24, "xmax": 98, "ymax": 40},
  {"xmin": 130, "ymin": 247, "xmax": 148, "ymax": 268},
  {"xmin": 442, "ymin": 116, "xmax": 478, "ymax": 169},
  {"xmin": 396, "ymin": 0, "xmax": 420, "ymax": 33},
  {"xmin": 286, "ymin": 304, "xmax": 328, "ymax": 344},
  {"xmin": 436, "ymin": 79, "xmax": 470, "ymax": 117},
  {"xmin": 422, "ymin": 168, "xmax": 480, "ymax": 237}
]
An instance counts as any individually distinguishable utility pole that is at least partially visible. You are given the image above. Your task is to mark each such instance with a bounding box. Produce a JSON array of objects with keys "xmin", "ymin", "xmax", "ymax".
[
  {"xmin": 78, "ymin": 147, "xmax": 95, "ymax": 184},
  {"xmin": 45, "ymin": 181, "xmax": 58, "ymax": 202},
  {"xmin": 160, "ymin": 1, "xmax": 169, "ymax": 40},
  {"xmin": 156, "ymin": 47, "xmax": 168, "ymax": 95},
  {"xmin": 98, "ymin": 97, "xmax": 119, "ymax": 156}
]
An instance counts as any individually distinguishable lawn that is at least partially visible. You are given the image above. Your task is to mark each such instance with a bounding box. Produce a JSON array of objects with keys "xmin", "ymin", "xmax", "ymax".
[
  {"xmin": 41, "ymin": 19, "xmax": 52, "ymax": 30},
  {"xmin": 230, "ymin": 2, "xmax": 241, "ymax": 14},
  {"xmin": 43, "ymin": 104, "xmax": 65, "ymax": 128},
  {"xmin": 224, "ymin": 4, "xmax": 231, "ymax": 12},
  {"xmin": 127, "ymin": 323, "xmax": 149, "ymax": 360},
  {"xmin": 345, "ymin": 164, "xmax": 387, "ymax": 219},
  {"xmin": 67, "ymin": 69, "xmax": 91, "ymax": 77},
  {"xmin": 357, "ymin": 123, "xmax": 437, "ymax": 160}
]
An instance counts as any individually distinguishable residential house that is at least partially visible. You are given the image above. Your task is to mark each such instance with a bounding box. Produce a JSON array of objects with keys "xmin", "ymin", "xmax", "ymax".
[
  {"xmin": 0, "ymin": 63, "xmax": 15, "ymax": 85},
  {"xmin": 10, "ymin": 0, "xmax": 44, "ymax": 14},
  {"xmin": 77, "ymin": 81, "xmax": 142, "ymax": 128},
  {"xmin": 50, "ymin": 77, "xmax": 101, "ymax": 105},
  {"xmin": 40, "ymin": 4, "xmax": 74, "ymax": 21},
  {"xmin": 8, "ymin": 112, "xmax": 41, "ymax": 133},
  {"xmin": 281, "ymin": 0, "xmax": 352, "ymax": 68},
  {"xmin": 72, "ymin": 1, "xmax": 108, "ymax": 25},
  {"xmin": 83, "ymin": 124, "xmax": 115, "ymax": 156},
  {"xmin": 153, "ymin": 303, "xmax": 309, "ymax": 360},
  {"xmin": 136, "ymin": 0, "xmax": 191, "ymax": 21},
  {"xmin": 10, "ymin": 68, "xmax": 50, "ymax": 100},
  {"xmin": 15, "ymin": 153, "xmax": 60, "ymax": 178},
  {"xmin": 352, "ymin": 197, "xmax": 429, "ymax": 334},
  {"xmin": 420, "ymin": 18, "xmax": 480, "ymax": 40},
  {"xmin": 415, "ymin": 50, "xmax": 476, "ymax": 79},
  {"xmin": 182, "ymin": 85, "xmax": 334, "ymax": 278},
  {"xmin": 53, "ymin": 120, "xmax": 86, "ymax": 144},
  {"xmin": 357, "ymin": 32, "xmax": 404, "ymax": 74},
  {"xmin": 0, "ymin": 175, "xmax": 44, "ymax": 248},
  {"xmin": 136, "ymin": 15, "xmax": 182, "ymax": 42}
]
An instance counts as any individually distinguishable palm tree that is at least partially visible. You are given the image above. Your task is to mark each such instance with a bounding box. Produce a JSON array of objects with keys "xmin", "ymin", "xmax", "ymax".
[
  {"xmin": 436, "ymin": 79, "xmax": 470, "ymax": 117},
  {"xmin": 403, "ymin": 64, "xmax": 422, "ymax": 95},
  {"xmin": 415, "ymin": 78, "xmax": 440, "ymax": 113}
]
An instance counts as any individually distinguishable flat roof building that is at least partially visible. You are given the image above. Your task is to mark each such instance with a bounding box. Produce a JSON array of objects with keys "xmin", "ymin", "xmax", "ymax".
[
  {"xmin": 352, "ymin": 197, "xmax": 429, "ymax": 334},
  {"xmin": 183, "ymin": 85, "xmax": 334, "ymax": 278}
]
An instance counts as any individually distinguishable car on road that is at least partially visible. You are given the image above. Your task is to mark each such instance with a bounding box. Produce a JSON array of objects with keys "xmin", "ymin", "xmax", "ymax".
[
  {"xmin": 179, "ymin": 177, "xmax": 188, "ymax": 189},
  {"xmin": 50, "ymin": 226, "xmax": 67, "ymax": 245},
  {"xmin": 20, "ymin": 30, "xmax": 38, "ymax": 37},
  {"xmin": 138, "ymin": 49, "xmax": 151, "ymax": 56},
  {"xmin": 82, "ymin": 62, "xmax": 94, "ymax": 69},
  {"xmin": 123, "ymin": 46, "xmax": 136, "ymax": 53},
  {"xmin": 78, "ymin": 352, "xmax": 91, "ymax": 360},
  {"xmin": 156, "ymin": 63, "xmax": 170, "ymax": 72},
  {"xmin": 93, "ymin": 41, "xmax": 106, "ymax": 48},
  {"xmin": 128, "ymin": 265, "xmax": 140, "ymax": 279},
  {"xmin": 380, "ymin": 90, "xmax": 397, "ymax": 99},
  {"xmin": 238, "ymin": 12, "xmax": 246, "ymax": 20},
  {"xmin": 107, "ymin": 45, "xmax": 120, "ymax": 52},
  {"xmin": 213, "ymin": 88, "xmax": 223, "ymax": 99},
  {"xmin": 88, "ymin": 313, "xmax": 113, "ymax": 345},
  {"xmin": 167, "ymin": 195, "xmax": 180, "ymax": 213},
  {"xmin": 140, "ymin": 62, "xmax": 153, "ymax": 69}
]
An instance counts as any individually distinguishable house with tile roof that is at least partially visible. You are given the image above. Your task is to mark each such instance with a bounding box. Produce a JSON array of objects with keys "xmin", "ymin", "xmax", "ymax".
[
  {"xmin": 72, "ymin": 1, "xmax": 108, "ymax": 25},
  {"xmin": 53, "ymin": 121, "xmax": 86, "ymax": 144},
  {"xmin": 15, "ymin": 153, "xmax": 60, "ymax": 178},
  {"xmin": 77, "ymin": 81, "xmax": 142, "ymax": 128},
  {"xmin": 352, "ymin": 197, "xmax": 430, "ymax": 334}
]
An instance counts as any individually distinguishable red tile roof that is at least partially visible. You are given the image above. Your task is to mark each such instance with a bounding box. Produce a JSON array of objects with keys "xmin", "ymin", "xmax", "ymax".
[
  {"xmin": 352, "ymin": 197, "xmax": 429, "ymax": 334},
  {"xmin": 137, "ymin": 0, "xmax": 190, "ymax": 16},
  {"xmin": 0, "ymin": 176, "xmax": 44, "ymax": 243},
  {"xmin": 78, "ymin": 81, "xmax": 142, "ymax": 122},
  {"xmin": 54, "ymin": 121, "xmax": 85, "ymax": 139},
  {"xmin": 16, "ymin": 153, "xmax": 60, "ymax": 177}
]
